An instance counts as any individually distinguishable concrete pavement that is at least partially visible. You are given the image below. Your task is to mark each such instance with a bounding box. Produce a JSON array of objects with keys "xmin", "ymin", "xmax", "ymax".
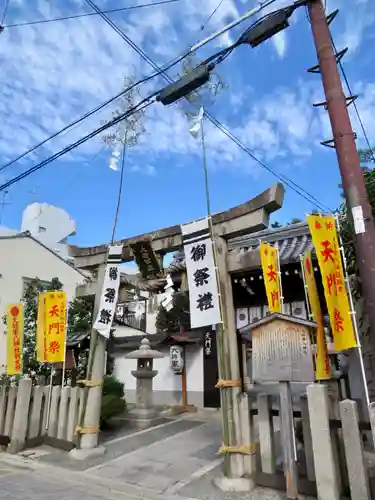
[{"xmin": 0, "ymin": 410, "xmax": 314, "ymax": 500}]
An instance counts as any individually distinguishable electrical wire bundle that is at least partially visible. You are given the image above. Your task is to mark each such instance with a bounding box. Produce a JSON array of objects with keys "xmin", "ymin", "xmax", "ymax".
[{"xmin": 0, "ymin": 0, "xmax": 370, "ymax": 216}]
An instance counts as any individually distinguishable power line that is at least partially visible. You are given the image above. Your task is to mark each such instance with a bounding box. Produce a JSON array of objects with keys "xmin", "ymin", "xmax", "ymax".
[
  {"xmin": 1, "ymin": 0, "xmax": 332, "ymax": 213},
  {"xmin": 330, "ymin": 36, "xmax": 375, "ymax": 163},
  {"xmin": 86, "ymin": 0, "xmax": 332, "ymax": 213},
  {"xmin": 0, "ymin": 0, "xmax": 275, "ymax": 173},
  {"xmin": 0, "ymin": 90, "xmax": 125, "ymax": 174},
  {"xmin": 200, "ymin": 0, "xmax": 225, "ymax": 32},
  {"xmin": 3, "ymin": 0, "xmax": 181, "ymax": 28},
  {"xmin": 207, "ymin": 115, "xmax": 333, "ymax": 212},
  {"xmin": 0, "ymin": 97, "xmax": 155, "ymax": 192},
  {"xmin": 1, "ymin": 0, "xmax": 10, "ymax": 25},
  {"xmin": 0, "ymin": 51, "xmax": 190, "ymax": 175}
]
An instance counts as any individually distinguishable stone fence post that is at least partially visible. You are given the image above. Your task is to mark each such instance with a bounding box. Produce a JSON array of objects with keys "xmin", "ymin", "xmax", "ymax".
[
  {"xmin": 9, "ymin": 379, "xmax": 32, "ymax": 453},
  {"xmin": 307, "ymin": 384, "xmax": 340, "ymax": 500}
]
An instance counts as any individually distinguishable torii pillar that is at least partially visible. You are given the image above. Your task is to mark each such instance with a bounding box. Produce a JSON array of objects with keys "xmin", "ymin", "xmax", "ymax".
[{"xmin": 70, "ymin": 183, "xmax": 285, "ymax": 489}]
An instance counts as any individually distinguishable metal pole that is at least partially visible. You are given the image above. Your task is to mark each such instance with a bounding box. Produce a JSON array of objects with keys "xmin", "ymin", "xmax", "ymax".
[
  {"xmin": 279, "ymin": 381, "xmax": 298, "ymax": 499},
  {"xmin": 45, "ymin": 366, "xmax": 54, "ymax": 431},
  {"xmin": 62, "ymin": 301, "xmax": 67, "ymax": 387},
  {"xmin": 308, "ymin": 0, "xmax": 375, "ymax": 399},
  {"xmin": 275, "ymin": 241, "xmax": 297, "ymax": 472},
  {"xmin": 299, "ymin": 254, "xmax": 313, "ymax": 321},
  {"xmin": 275, "ymin": 241, "xmax": 284, "ymax": 313},
  {"xmin": 334, "ymin": 215, "xmax": 370, "ymax": 407},
  {"xmin": 200, "ymin": 116, "xmax": 232, "ymax": 476},
  {"xmin": 300, "ymin": 253, "xmax": 319, "ymax": 373}
]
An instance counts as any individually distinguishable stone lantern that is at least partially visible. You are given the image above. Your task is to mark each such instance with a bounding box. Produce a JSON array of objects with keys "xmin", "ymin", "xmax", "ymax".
[{"xmin": 126, "ymin": 337, "xmax": 164, "ymax": 428}]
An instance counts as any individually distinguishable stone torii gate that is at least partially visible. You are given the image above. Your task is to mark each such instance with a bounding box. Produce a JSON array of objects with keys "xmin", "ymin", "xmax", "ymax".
[{"xmin": 70, "ymin": 183, "xmax": 284, "ymax": 489}]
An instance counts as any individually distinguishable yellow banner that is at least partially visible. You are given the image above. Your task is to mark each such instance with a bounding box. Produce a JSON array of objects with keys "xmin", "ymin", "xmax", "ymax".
[
  {"xmin": 44, "ymin": 291, "xmax": 67, "ymax": 363},
  {"xmin": 6, "ymin": 304, "xmax": 24, "ymax": 375},
  {"xmin": 302, "ymin": 250, "xmax": 330, "ymax": 380},
  {"xmin": 308, "ymin": 215, "xmax": 357, "ymax": 351},
  {"xmin": 36, "ymin": 293, "xmax": 47, "ymax": 362},
  {"xmin": 260, "ymin": 242, "xmax": 282, "ymax": 313}
]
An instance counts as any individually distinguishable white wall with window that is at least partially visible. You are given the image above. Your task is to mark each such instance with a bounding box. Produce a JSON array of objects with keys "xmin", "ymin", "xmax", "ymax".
[{"xmin": 0, "ymin": 233, "xmax": 86, "ymax": 373}]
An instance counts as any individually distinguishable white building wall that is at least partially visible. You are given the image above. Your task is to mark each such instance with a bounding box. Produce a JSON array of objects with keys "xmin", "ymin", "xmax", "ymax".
[
  {"xmin": 0, "ymin": 236, "xmax": 85, "ymax": 373},
  {"xmin": 114, "ymin": 345, "xmax": 204, "ymax": 407},
  {"xmin": 113, "ymin": 289, "xmax": 205, "ymax": 407},
  {"xmin": 21, "ymin": 203, "xmax": 76, "ymax": 259},
  {"xmin": 113, "ymin": 325, "xmax": 142, "ymax": 338}
]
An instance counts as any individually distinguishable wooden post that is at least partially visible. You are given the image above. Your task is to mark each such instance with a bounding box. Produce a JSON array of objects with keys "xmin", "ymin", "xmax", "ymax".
[
  {"xmin": 181, "ymin": 346, "xmax": 187, "ymax": 408},
  {"xmin": 279, "ymin": 382, "xmax": 298, "ymax": 500},
  {"xmin": 215, "ymin": 236, "xmax": 254, "ymax": 487}
]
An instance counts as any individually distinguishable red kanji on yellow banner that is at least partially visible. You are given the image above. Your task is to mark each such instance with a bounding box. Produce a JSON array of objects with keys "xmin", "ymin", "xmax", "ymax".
[
  {"xmin": 302, "ymin": 250, "xmax": 330, "ymax": 380},
  {"xmin": 6, "ymin": 304, "xmax": 24, "ymax": 375},
  {"xmin": 260, "ymin": 242, "xmax": 282, "ymax": 313},
  {"xmin": 308, "ymin": 215, "xmax": 357, "ymax": 352},
  {"xmin": 44, "ymin": 291, "xmax": 67, "ymax": 363}
]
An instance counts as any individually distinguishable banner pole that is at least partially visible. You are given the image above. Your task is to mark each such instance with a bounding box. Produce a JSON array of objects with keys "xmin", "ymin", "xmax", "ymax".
[
  {"xmin": 275, "ymin": 241, "xmax": 284, "ymax": 314},
  {"xmin": 299, "ymin": 253, "xmax": 319, "ymax": 377},
  {"xmin": 200, "ymin": 115, "xmax": 231, "ymax": 477},
  {"xmin": 299, "ymin": 254, "xmax": 313, "ymax": 321},
  {"xmin": 334, "ymin": 214, "xmax": 370, "ymax": 407},
  {"xmin": 62, "ymin": 348, "xmax": 66, "ymax": 387},
  {"xmin": 45, "ymin": 365, "xmax": 54, "ymax": 432},
  {"xmin": 62, "ymin": 300, "xmax": 67, "ymax": 387}
]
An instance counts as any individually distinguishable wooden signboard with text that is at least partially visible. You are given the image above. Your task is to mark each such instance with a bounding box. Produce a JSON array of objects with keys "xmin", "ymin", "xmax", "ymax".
[
  {"xmin": 251, "ymin": 313, "xmax": 316, "ymax": 383},
  {"xmin": 130, "ymin": 239, "xmax": 162, "ymax": 279}
]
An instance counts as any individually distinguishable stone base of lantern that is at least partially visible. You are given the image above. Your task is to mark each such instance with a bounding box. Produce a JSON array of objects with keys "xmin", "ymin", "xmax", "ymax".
[{"xmin": 127, "ymin": 408, "xmax": 164, "ymax": 430}]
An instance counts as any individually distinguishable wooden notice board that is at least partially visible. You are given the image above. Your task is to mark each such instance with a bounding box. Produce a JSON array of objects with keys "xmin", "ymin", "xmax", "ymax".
[{"xmin": 251, "ymin": 313, "xmax": 316, "ymax": 383}]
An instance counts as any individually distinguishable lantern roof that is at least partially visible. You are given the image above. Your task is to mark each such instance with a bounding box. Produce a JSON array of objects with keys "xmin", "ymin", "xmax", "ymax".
[{"xmin": 125, "ymin": 337, "xmax": 164, "ymax": 359}]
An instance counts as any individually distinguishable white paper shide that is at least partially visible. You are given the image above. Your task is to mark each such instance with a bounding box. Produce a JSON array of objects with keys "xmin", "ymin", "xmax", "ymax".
[
  {"xmin": 93, "ymin": 245, "xmax": 123, "ymax": 339},
  {"xmin": 181, "ymin": 218, "xmax": 221, "ymax": 329}
]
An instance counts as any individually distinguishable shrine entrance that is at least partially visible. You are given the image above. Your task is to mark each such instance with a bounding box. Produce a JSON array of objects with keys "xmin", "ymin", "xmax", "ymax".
[{"xmin": 203, "ymin": 330, "xmax": 220, "ymax": 408}]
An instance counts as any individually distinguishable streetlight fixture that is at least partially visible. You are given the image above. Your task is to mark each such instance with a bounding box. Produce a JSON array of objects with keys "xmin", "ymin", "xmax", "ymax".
[
  {"xmin": 156, "ymin": 1, "xmax": 311, "ymax": 106},
  {"xmin": 156, "ymin": 64, "xmax": 214, "ymax": 106}
]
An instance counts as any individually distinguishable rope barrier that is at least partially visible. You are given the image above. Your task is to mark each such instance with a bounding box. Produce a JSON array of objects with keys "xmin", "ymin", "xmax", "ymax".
[
  {"xmin": 217, "ymin": 443, "xmax": 256, "ymax": 455},
  {"xmin": 215, "ymin": 379, "xmax": 242, "ymax": 388}
]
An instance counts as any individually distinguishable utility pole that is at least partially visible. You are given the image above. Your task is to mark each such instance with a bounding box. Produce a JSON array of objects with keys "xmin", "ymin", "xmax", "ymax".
[{"xmin": 308, "ymin": 0, "xmax": 375, "ymax": 399}]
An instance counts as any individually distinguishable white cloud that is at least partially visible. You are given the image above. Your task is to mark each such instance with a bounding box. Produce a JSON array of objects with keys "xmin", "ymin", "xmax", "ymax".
[
  {"xmin": 0, "ymin": 0, "xmax": 373, "ymax": 189},
  {"xmin": 326, "ymin": 0, "xmax": 374, "ymax": 57},
  {"xmin": 349, "ymin": 82, "xmax": 375, "ymax": 147},
  {"xmin": 0, "ymin": 0, "xmax": 243, "ymax": 165},
  {"xmin": 272, "ymin": 30, "xmax": 286, "ymax": 58}
]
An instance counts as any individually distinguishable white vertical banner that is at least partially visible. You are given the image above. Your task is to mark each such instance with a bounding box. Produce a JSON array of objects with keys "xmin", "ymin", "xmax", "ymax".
[
  {"xmin": 182, "ymin": 218, "xmax": 221, "ymax": 329},
  {"xmin": 93, "ymin": 244, "xmax": 123, "ymax": 339}
]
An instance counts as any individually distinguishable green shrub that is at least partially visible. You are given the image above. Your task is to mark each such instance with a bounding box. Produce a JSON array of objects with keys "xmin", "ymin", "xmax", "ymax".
[
  {"xmin": 102, "ymin": 375, "xmax": 124, "ymax": 398},
  {"xmin": 100, "ymin": 375, "xmax": 126, "ymax": 428},
  {"xmin": 100, "ymin": 394, "xmax": 127, "ymax": 427}
]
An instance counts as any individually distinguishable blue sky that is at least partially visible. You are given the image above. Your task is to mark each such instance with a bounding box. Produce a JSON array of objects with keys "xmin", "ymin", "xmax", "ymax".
[{"xmin": 0, "ymin": 0, "xmax": 374, "ymax": 248}]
